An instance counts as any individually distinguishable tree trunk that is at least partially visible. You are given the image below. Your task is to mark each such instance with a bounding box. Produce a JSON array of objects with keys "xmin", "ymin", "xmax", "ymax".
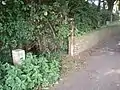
[
  {"xmin": 119, "ymin": 0, "xmax": 120, "ymax": 10},
  {"xmin": 97, "ymin": 0, "xmax": 101, "ymax": 11},
  {"xmin": 107, "ymin": 2, "xmax": 114, "ymax": 12},
  {"xmin": 106, "ymin": 0, "xmax": 116, "ymax": 12},
  {"xmin": 102, "ymin": 0, "xmax": 106, "ymax": 10},
  {"xmin": 106, "ymin": 0, "xmax": 116, "ymax": 22}
]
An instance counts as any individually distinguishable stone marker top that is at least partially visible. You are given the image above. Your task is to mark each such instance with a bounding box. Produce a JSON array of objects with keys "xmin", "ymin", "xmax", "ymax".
[{"xmin": 12, "ymin": 49, "xmax": 24, "ymax": 52}]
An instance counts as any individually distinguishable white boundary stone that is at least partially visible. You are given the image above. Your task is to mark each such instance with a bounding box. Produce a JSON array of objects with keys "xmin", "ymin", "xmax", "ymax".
[{"xmin": 12, "ymin": 49, "xmax": 25, "ymax": 65}]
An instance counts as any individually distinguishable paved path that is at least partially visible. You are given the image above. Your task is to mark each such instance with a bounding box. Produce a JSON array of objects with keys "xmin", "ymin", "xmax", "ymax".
[{"xmin": 54, "ymin": 34, "xmax": 120, "ymax": 90}]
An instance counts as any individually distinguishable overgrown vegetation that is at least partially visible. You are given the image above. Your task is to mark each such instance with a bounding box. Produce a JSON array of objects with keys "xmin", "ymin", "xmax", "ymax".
[
  {"xmin": 0, "ymin": 53, "xmax": 60, "ymax": 90},
  {"xmin": 0, "ymin": 0, "xmax": 119, "ymax": 89}
]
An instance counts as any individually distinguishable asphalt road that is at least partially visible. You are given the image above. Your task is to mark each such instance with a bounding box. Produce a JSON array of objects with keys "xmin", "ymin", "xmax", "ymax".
[{"xmin": 54, "ymin": 33, "xmax": 120, "ymax": 90}]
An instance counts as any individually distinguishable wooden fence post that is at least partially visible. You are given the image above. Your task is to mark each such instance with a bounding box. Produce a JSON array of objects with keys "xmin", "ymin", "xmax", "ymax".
[{"xmin": 69, "ymin": 19, "xmax": 75, "ymax": 56}]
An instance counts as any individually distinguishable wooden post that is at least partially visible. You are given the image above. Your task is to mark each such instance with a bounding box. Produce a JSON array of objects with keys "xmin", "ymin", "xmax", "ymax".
[
  {"xmin": 106, "ymin": 21, "xmax": 110, "ymax": 25},
  {"xmin": 12, "ymin": 49, "xmax": 25, "ymax": 65},
  {"xmin": 69, "ymin": 19, "xmax": 74, "ymax": 56},
  {"xmin": 110, "ymin": 14, "xmax": 113, "ymax": 22}
]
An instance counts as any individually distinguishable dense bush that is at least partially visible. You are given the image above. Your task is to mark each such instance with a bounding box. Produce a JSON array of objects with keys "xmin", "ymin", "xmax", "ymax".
[
  {"xmin": 60, "ymin": 0, "xmax": 103, "ymax": 35},
  {"xmin": 99, "ymin": 10, "xmax": 111, "ymax": 25},
  {"xmin": 73, "ymin": 2, "xmax": 100, "ymax": 35},
  {"xmin": 0, "ymin": 0, "xmax": 69, "ymax": 54},
  {"xmin": 65, "ymin": 0, "xmax": 119, "ymax": 35},
  {"xmin": 0, "ymin": 53, "xmax": 60, "ymax": 90},
  {"xmin": 112, "ymin": 13, "xmax": 120, "ymax": 21}
]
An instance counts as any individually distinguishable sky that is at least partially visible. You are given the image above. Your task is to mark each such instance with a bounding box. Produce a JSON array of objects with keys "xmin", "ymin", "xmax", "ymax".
[
  {"xmin": 88, "ymin": 0, "xmax": 99, "ymax": 5},
  {"xmin": 87, "ymin": 0, "xmax": 119, "ymax": 13}
]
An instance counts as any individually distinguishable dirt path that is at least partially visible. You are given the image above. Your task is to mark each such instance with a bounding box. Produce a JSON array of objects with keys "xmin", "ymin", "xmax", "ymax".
[{"xmin": 52, "ymin": 32, "xmax": 120, "ymax": 90}]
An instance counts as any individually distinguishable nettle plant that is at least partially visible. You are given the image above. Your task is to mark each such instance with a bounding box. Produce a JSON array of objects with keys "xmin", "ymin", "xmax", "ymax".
[{"xmin": 2, "ymin": 53, "xmax": 60, "ymax": 90}]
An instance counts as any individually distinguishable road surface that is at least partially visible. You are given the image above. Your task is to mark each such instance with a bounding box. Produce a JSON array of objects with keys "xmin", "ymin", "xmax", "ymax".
[{"xmin": 53, "ymin": 32, "xmax": 120, "ymax": 90}]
